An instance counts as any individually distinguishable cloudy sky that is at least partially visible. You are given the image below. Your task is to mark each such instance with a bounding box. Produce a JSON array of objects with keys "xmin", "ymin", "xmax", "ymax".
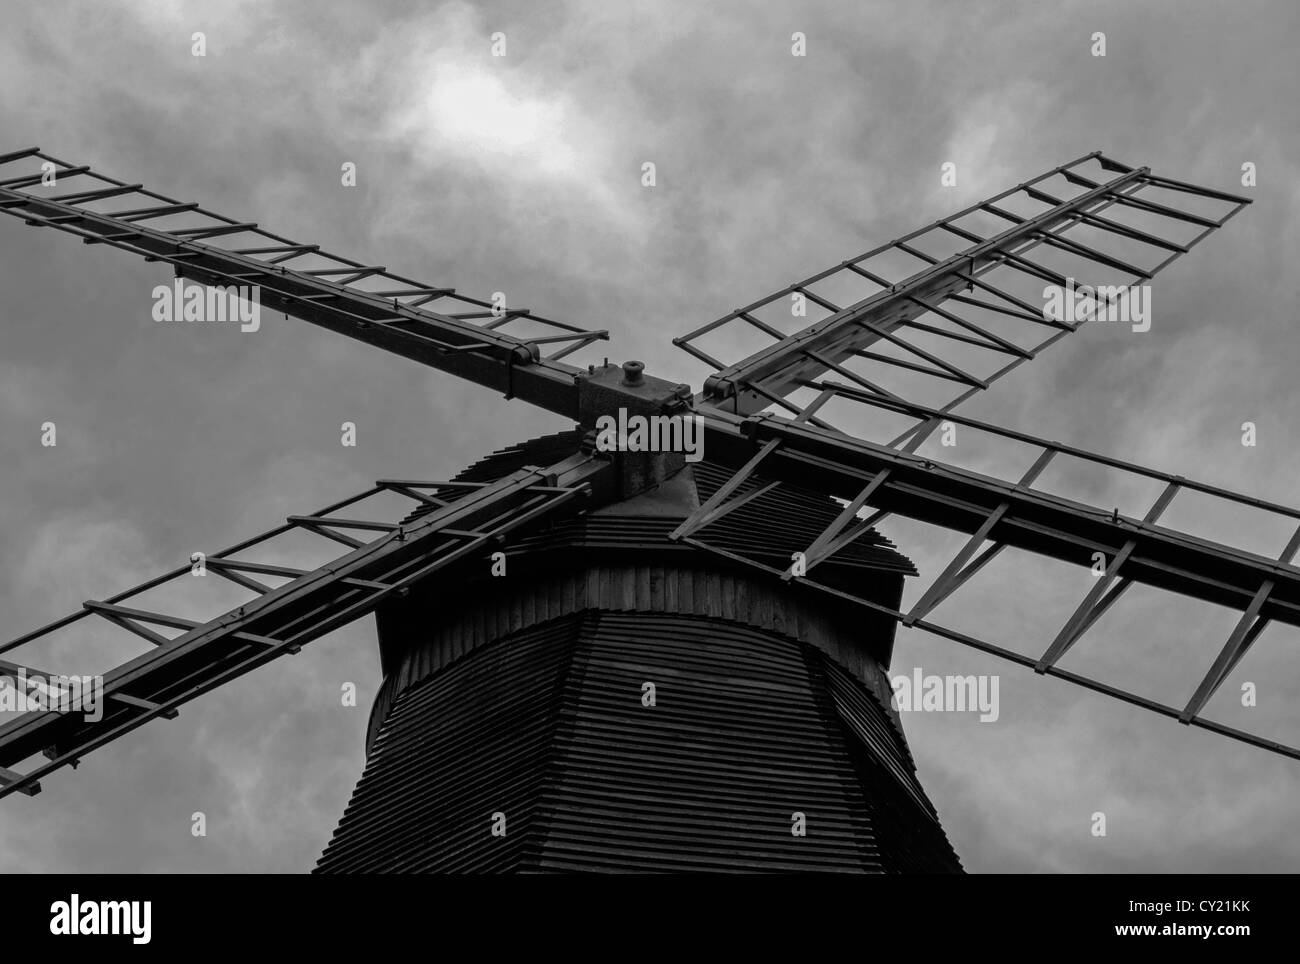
[{"xmin": 1, "ymin": 0, "xmax": 1297, "ymax": 872}]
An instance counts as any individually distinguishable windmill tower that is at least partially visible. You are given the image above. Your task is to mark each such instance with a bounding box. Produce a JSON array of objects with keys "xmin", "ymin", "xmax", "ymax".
[
  {"xmin": 0, "ymin": 147, "xmax": 1279, "ymax": 873},
  {"xmin": 315, "ymin": 425, "xmax": 959, "ymax": 872}
]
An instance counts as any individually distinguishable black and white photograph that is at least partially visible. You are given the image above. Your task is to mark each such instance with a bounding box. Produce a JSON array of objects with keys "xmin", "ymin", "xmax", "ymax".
[{"xmin": 0, "ymin": 0, "xmax": 1294, "ymax": 939}]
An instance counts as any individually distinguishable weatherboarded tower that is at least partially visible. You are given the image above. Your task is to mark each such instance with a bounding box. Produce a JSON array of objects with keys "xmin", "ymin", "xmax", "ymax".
[{"xmin": 315, "ymin": 432, "xmax": 961, "ymax": 873}]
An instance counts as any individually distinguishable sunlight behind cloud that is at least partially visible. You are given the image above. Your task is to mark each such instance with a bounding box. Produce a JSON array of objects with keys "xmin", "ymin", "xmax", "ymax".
[{"xmin": 423, "ymin": 65, "xmax": 578, "ymax": 175}]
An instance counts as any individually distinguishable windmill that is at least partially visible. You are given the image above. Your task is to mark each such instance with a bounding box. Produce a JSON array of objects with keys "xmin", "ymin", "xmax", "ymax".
[{"xmin": 0, "ymin": 146, "xmax": 1277, "ymax": 873}]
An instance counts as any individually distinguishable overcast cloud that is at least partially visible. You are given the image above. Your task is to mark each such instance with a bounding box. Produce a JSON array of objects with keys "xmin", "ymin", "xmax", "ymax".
[{"xmin": 1, "ymin": 0, "xmax": 1298, "ymax": 872}]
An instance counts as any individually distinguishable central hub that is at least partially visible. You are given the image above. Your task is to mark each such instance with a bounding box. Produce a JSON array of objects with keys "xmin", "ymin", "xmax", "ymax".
[{"xmin": 577, "ymin": 360, "xmax": 695, "ymax": 497}]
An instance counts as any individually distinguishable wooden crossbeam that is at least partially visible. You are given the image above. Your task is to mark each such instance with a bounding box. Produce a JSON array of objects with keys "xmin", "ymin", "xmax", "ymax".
[{"xmin": 1035, "ymin": 479, "xmax": 1181, "ymax": 672}]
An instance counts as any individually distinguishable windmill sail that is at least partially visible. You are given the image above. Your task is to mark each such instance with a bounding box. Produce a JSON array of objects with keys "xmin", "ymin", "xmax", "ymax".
[
  {"xmin": 0, "ymin": 148, "xmax": 606, "ymax": 417},
  {"xmin": 0, "ymin": 455, "xmax": 607, "ymax": 800},
  {"xmin": 686, "ymin": 398, "xmax": 1300, "ymax": 761},
  {"xmin": 675, "ymin": 151, "xmax": 1250, "ymax": 442}
]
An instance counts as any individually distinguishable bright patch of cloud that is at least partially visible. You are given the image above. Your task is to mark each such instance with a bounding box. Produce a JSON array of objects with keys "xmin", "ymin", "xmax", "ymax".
[
  {"xmin": 420, "ymin": 64, "xmax": 579, "ymax": 176},
  {"xmin": 942, "ymin": 80, "xmax": 1059, "ymax": 203}
]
